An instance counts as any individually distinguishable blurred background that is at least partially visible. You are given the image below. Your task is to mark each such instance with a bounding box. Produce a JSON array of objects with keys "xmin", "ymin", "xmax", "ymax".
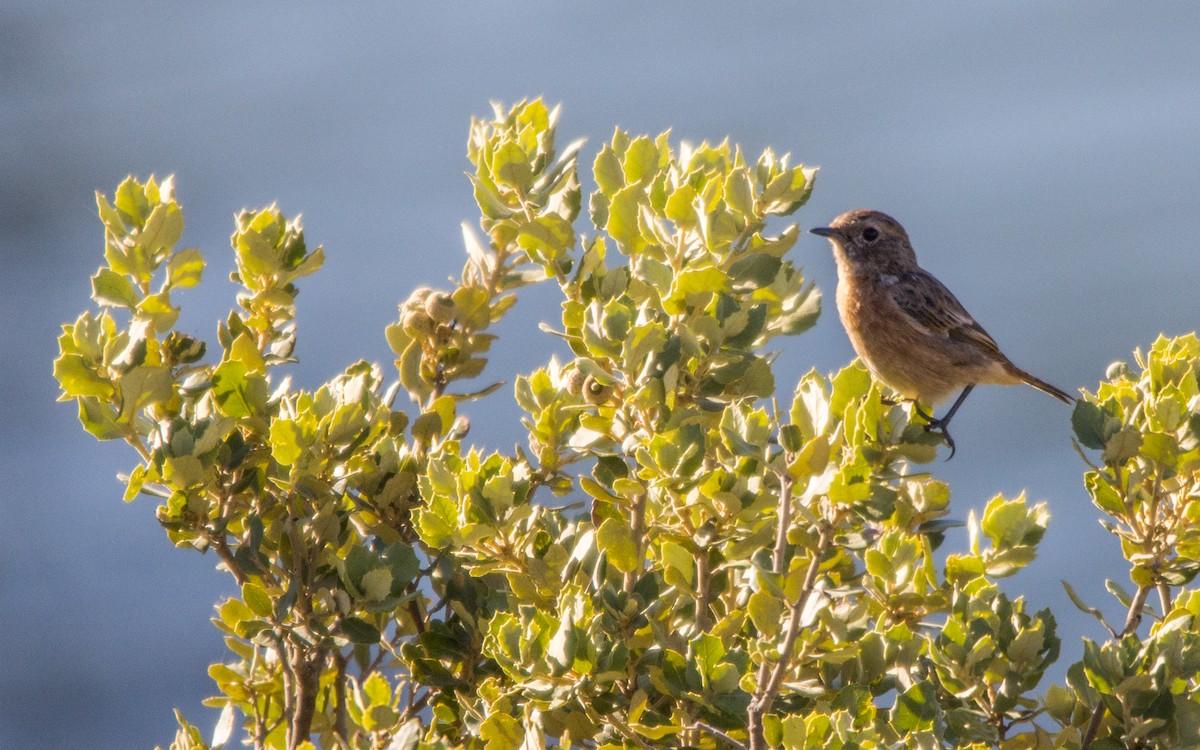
[{"xmin": 3, "ymin": 3, "xmax": 1198, "ymax": 747}]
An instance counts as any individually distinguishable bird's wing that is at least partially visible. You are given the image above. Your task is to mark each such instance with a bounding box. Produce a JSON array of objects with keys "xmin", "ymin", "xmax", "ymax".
[{"xmin": 886, "ymin": 270, "xmax": 1005, "ymax": 359}]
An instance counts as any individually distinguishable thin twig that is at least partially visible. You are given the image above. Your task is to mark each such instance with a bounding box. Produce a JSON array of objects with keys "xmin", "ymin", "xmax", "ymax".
[
  {"xmin": 332, "ymin": 650, "xmax": 348, "ymax": 745},
  {"xmin": 623, "ymin": 493, "xmax": 647, "ymax": 595},
  {"xmin": 1157, "ymin": 583, "xmax": 1173, "ymax": 618},
  {"xmin": 771, "ymin": 472, "xmax": 794, "ymax": 574},
  {"xmin": 748, "ymin": 512, "xmax": 831, "ymax": 750},
  {"xmin": 761, "ymin": 528, "xmax": 831, "ymax": 705},
  {"xmin": 692, "ymin": 721, "xmax": 748, "ymax": 750},
  {"xmin": 1081, "ymin": 584, "xmax": 1152, "ymax": 750}
]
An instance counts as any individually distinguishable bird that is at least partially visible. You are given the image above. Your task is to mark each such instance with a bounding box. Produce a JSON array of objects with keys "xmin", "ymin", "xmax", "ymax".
[{"xmin": 809, "ymin": 209, "xmax": 1072, "ymax": 457}]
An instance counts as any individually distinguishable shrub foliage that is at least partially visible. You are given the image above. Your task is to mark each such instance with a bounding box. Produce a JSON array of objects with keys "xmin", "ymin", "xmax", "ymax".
[{"xmin": 56, "ymin": 101, "xmax": 1200, "ymax": 750}]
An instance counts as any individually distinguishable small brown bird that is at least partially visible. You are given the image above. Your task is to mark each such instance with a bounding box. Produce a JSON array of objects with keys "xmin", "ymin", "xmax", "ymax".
[{"xmin": 810, "ymin": 209, "xmax": 1072, "ymax": 457}]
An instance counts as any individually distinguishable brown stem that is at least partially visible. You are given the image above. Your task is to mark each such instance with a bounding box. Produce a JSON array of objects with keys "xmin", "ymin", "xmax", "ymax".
[
  {"xmin": 695, "ymin": 551, "xmax": 712, "ymax": 632},
  {"xmin": 748, "ymin": 524, "xmax": 831, "ymax": 750},
  {"xmin": 622, "ymin": 493, "xmax": 647, "ymax": 595},
  {"xmin": 124, "ymin": 428, "xmax": 153, "ymax": 462},
  {"xmin": 286, "ymin": 643, "xmax": 324, "ymax": 749},
  {"xmin": 693, "ymin": 721, "xmax": 747, "ymax": 750},
  {"xmin": 333, "ymin": 650, "xmax": 348, "ymax": 745},
  {"xmin": 578, "ymin": 700, "xmax": 653, "ymax": 750},
  {"xmin": 1081, "ymin": 584, "xmax": 1152, "ymax": 750},
  {"xmin": 1157, "ymin": 583, "xmax": 1173, "ymax": 616},
  {"xmin": 772, "ymin": 473, "xmax": 794, "ymax": 574},
  {"xmin": 278, "ymin": 637, "xmax": 295, "ymax": 743},
  {"xmin": 212, "ymin": 532, "xmax": 248, "ymax": 585}
]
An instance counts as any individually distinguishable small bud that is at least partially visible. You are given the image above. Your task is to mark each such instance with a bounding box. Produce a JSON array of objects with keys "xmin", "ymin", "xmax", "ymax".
[
  {"xmin": 425, "ymin": 292, "xmax": 457, "ymax": 324},
  {"xmin": 565, "ymin": 367, "xmax": 587, "ymax": 395},
  {"xmin": 1106, "ymin": 361, "xmax": 1129, "ymax": 381},
  {"xmin": 162, "ymin": 331, "xmax": 207, "ymax": 367},
  {"xmin": 446, "ymin": 416, "xmax": 470, "ymax": 441},
  {"xmin": 582, "ymin": 375, "xmax": 613, "ymax": 405},
  {"xmin": 387, "ymin": 411, "xmax": 409, "ymax": 436},
  {"xmin": 402, "ymin": 309, "xmax": 435, "ymax": 336}
]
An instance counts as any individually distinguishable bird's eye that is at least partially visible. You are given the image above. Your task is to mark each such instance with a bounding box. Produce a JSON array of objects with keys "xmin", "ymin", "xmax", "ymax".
[{"xmin": 862, "ymin": 227, "xmax": 879, "ymax": 242}]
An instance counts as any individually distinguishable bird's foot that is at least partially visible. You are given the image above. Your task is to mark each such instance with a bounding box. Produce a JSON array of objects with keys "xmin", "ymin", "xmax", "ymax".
[
  {"xmin": 913, "ymin": 406, "xmax": 957, "ymax": 460},
  {"xmin": 921, "ymin": 418, "xmax": 957, "ymax": 460}
]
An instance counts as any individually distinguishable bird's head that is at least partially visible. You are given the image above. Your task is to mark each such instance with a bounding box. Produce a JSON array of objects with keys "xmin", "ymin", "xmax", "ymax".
[{"xmin": 810, "ymin": 209, "xmax": 918, "ymax": 273}]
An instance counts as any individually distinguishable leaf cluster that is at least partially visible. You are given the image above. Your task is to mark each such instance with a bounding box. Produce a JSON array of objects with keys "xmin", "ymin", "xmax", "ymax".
[{"xmin": 55, "ymin": 101, "xmax": 1200, "ymax": 750}]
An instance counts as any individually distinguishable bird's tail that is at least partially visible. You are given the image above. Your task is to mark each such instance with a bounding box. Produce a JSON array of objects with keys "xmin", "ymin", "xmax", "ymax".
[{"xmin": 1008, "ymin": 365, "xmax": 1074, "ymax": 404}]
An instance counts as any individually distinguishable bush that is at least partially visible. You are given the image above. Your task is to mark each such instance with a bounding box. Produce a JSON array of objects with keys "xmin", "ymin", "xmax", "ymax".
[{"xmin": 56, "ymin": 100, "xmax": 1200, "ymax": 750}]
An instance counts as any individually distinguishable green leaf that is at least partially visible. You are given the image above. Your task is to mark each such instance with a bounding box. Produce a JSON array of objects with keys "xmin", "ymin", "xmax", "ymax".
[
  {"xmin": 760, "ymin": 165, "xmax": 816, "ymax": 214},
  {"xmin": 748, "ymin": 590, "xmax": 784, "ymax": 640},
  {"xmin": 211, "ymin": 361, "xmax": 255, "ymax": 418},
  {"xmin": 166, "ymin": 248, "xmax": 205, "ymax": 290},
  {"xmin": 414, "ymin": 486, "xmax": 457, "ymax": 549},
  {"xmin": 136, "ymin": 291, "xmax": 179, "ymax": 330},
  {"xmin": 672, "ymin": 265, "xmax": 728, "ymax": 301},
  {"xmin": 516, "ymin": 215, "xmax": 575, "ymax": 261},
  {"xmin": 163, "ymin": 456, "xmax": 204, "ymax": 489},
  {"xmin": 606, "ymin": 184, "xmax": 645, "ymax": 253},
  {"xmin": 290, "ymin": 245, "xmax": 324, "ymax": 280},
  {"xmin": 1102, "ymin": 426, "xmax": 1142, "ymax": 464},
  {"xmin": 659, "ymin": 540, "xmax": 694, "ymax": 589},
  {"xmin": 451, "ymin": 285, "xmax": 491, "ymax": 330},
  {"xmin": 692, "ymin": 633, "xmax": 725, "ymax": 685},
  {"xmin": 241, "ymin": 581, "xmax": 273, "ymax": 618},
  {"xmin": 96, "ymin": 192, "xmax": 127, "ymax": 236},
  {"xmin": 339, "ymin": 617, "xmax": 381, "ymax": 645},
  {"xmin": 361, "ymin": 568, "xmax": 393, "ymax": 602},
  {"xmin": 492, "ymin": 140, "xmax": 533, "ymax": 188},
  {"xmin": 410, "ymin": 411, "xmax": 444, "ymax": 445},
  {"xmin": 139, "ymin": 202, "xmax": 184, "ymax": 258},
  {"xmin": 622, "ymin": 136, "xmax": 660, "ymax": 186},
  {"xmin": 723, "ymin": 168, "xmax": 755, "ymax": 218},
  {"xmin": 78, "ymin": 397, "xmax": 123, "ymax": 440},
  {"xmin": 774, "ymin": 283, "xmax": 821, "ymax": 336},
  {"xmin": 383, "ymin": 542, "xmax": 420, "ymax": 587},
  {"xmin": 118, "ymin": 365, "xmax": 173, "ymax": 421},
  {"xmin": 479, "ymin": 712, "xmax": 523, "ymax": 750},
  {"xmin": 1085, "ymin": 471, "xmax": 1125, "ymax": 515},
  {"xmin": 55, "ymin": 354, "xmax": 113, "ymax": 399},
  {"xmin": 470, "ymin": 174, "xmax": 517, "ymax": 220},
  {"xmin": 228, "ymin": 333, "xmax": 266, "ymax": 375},
  {"xmin": 115, "ymin": 176, "xmax": 150, "ymax": 223},
  {"xmin": 980, "ymin": 494, "xmax": 1047, "ymax": 549},
  {"xmin": 269, "ymin": 419, "xmax": 307, "ymax": 466},
  {"xmin": 1062, "ymin": 580, "xmax": 1113, "ymax": 634},
  {"xmin": 593, "ymin": 145, "xmax": 624, "ymax": 196},
  {"xmin": 728, "ymin": 253, "xmax": 781, "ymax": 289},
  {"xmin": 944, "ymin": 553, "xmax": 985, "ymax": 586},
  {"xmin": 547, "ymin": 614, "xmax": 578, "ymax": 672},
  {"xmin": 1071, "ymin": 399, "xmax": 1107, "ymax": 450},
  {"xmin": 664, "ymin": 184, "xmax": 697, "ymax": 226},
  {"xmin": 597, "ymin": 517, "xmax": 640, "ymax": 574},
  {"xmin": 362, "ymin": 672, "xmax": 392, "ymax": 707},
  {"xmin": 91, "ymin": 268, "xmax": 140, "ymax": 308},
  {"xmin": 892, "ymin": 680, "xmax": 939, "ymax": 732},
  {"xmin": 1140, "ymin": 431, "xmax": 1177, "ymax": 468}
]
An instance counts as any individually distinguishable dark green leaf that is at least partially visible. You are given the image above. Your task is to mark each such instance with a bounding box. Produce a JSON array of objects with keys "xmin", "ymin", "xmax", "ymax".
[{"xmin": 340, "ymin": 617, "xmax": 382, "ymax": 645}]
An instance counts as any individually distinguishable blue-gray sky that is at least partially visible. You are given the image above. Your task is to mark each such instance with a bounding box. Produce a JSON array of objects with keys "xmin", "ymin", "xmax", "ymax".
[{"xmin": 3, "ymin": 3, "xmax": 1198, "ymax": 747}]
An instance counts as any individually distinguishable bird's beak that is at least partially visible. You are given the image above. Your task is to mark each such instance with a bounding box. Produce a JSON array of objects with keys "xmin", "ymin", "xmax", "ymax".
[{"xmin": 809, "ymin": 226, "xmax": 838, "ymax": 238}]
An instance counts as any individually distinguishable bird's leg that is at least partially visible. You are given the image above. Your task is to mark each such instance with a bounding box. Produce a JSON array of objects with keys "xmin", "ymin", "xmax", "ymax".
[
  {"xmin": 911, "ymin": 402, "xmax": 935, "ymax": 422},
  {"xmin": 918, "ymin": 385, "xmax": 975, "ymax": 460}
]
